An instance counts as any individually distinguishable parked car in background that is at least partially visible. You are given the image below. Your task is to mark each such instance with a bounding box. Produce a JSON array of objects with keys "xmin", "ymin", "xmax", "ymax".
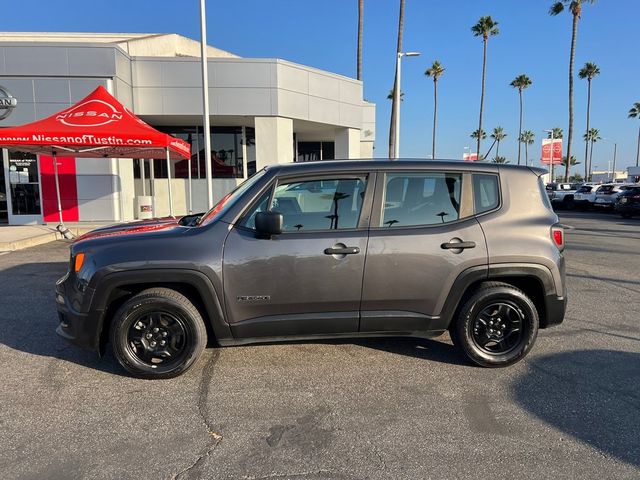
[
  {"xmin": 573, "ymin": 184, "xmax": 599, "ymax": 209},
  {"xmin": 614, "ymin": 185, "xmax": 640, "ymax": 218},
  {"xmin": 56, "ymin": 160, "xmax": 567, "ymax": 378},
  {"xmin": 546, "ymin": 182, "xmax": 581, "ymax": 210},
  {"xmin": 593, "ymin": 184, "xmax": 635, "ymax": 210}
]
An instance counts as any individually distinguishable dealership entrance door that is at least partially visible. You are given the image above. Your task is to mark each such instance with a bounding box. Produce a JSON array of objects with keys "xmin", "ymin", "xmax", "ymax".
[
  {"xmin": 2, "ymin": 150, "xmax": 43, "ymax": 224},
  {"xmin": 0, "ymin": 154, "xmax": 6, "ymax": 223}
]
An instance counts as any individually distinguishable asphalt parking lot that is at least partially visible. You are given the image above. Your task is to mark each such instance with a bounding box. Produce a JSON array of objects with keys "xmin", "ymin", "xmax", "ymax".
[{"xmin": 0, "ymin": 211, "xmax": 638, "ymax": 480}]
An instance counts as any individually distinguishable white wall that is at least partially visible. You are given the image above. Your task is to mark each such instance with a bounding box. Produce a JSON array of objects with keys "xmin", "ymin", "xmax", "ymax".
[
  {"xmin": 134, "ymin": 178, "xmax": 244, "ymax": 217},
  {"xmin": 255, "ymin": 117, "xmax": 293, "ymax": 168}
]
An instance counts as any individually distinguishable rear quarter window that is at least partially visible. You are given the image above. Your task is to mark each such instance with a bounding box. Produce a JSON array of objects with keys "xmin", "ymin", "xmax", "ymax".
[{"xmin": 473, "ymin": 174, "xmax": 500, "ymax": 214}]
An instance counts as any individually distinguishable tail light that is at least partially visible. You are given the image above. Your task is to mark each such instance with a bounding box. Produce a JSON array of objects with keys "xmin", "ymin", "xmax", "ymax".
[{"xmin": 551, "ymin": 225, "xmax": 564, "ymax": 251}]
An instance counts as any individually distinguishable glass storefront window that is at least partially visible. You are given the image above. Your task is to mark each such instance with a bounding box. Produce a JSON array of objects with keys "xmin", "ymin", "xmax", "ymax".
[
  {"xmin": 296, "ymin": 141, "xmax": 335, "ymax": 162},
  {"xmin": 246, "ymin": 127, "xmax": 256, "ymax": 177},
  {"xmin": 8, "ymin": 151, "xmax": 41, "ymax": 216},
  {"xmin": 138, "ymin": 126, "xmax": 245, "ymax": 179}
]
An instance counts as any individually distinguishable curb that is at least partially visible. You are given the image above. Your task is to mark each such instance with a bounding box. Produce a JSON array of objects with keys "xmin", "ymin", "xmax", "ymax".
[{"xmin": 0, "ymin": 227, "xmax": 96, "ymax": 252}]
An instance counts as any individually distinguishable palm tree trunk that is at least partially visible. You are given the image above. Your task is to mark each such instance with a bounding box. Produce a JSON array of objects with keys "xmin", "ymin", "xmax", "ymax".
[
  {"xmin": 357, "ymin": 0, "xmax": 364, "ymax": 81},
  {"xmin": 517, "ymin": 89, "xmax": 523, "ymax": 165},
  {"xmin": 477, "ymin": 37, "xmax": 487, "ymax": 158},
  {"xmin": 636, "ymin": 125, "xmax": 640, "ymax": 167},
  {"xmin": 496, "ymin": 140, "xmax": 500, "ymax": 160},
  {"xmin": 584, "ymin": 79, "xmax": 591, "ymax": 179},
  {"xmin": 388, "ymin": 0, "xmax": 405, "ymax": 159},
  {"xmin": 589, "ymin": 139, "xmax": 594, "ymax": 181},
  {"xmin": 525, "ymin": 142, "xmax": 529, "ymax": 165},
  {"xmin": 564, "ymin": 12, "xmax": 578, "ymax": 182},
  {"xmin": 432, "ymin": 79, "xmax": 437, "ymax": 159}
]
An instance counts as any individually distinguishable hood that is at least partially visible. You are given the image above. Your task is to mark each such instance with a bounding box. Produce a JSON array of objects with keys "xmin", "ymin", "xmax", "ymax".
[{"xmin": 74, "ymin": 216, "xmax": 186, "ymax": 243}]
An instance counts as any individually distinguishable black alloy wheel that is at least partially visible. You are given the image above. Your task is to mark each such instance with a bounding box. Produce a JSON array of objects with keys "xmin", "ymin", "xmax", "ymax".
[
  {"xmin": 126, "ymin": 311, "xmax": 189, "ymax": 367},
  {"xmin": 110, "ymin": 288, "xmax": 207, "ymax": 379},
  {"xmin": 471, "ymin": 302, "xmax": 525, "ymax": 355},
  {"xmin": 451, "ymin": 282, "xmax": 539, "ymax": 367}
]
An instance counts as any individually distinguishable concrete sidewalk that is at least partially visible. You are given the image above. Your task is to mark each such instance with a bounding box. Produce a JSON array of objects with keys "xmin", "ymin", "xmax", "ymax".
[{"xmin": 0, "ymin": 223, "xmax": 109, "ymax": 251}]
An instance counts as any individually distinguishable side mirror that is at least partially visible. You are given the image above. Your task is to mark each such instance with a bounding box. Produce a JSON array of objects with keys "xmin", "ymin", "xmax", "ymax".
[{"xmin": 255, "ymin": 211, "xmax": 283, "ymax": 236}]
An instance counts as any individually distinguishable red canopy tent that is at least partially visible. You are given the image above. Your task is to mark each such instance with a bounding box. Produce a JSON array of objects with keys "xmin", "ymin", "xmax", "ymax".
[{"xmin": 0, "ymin": 85, "xmax": 191, "ymax": 226}]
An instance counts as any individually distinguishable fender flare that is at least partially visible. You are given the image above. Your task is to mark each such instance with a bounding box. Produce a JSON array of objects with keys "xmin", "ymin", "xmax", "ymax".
[
  {"xmin": 90, "ymin": 268, "xmax": 233, "ymax": 349},
  {"xmin": 436, "ymin": 263, "xmax": 558, "ymax": 330}
]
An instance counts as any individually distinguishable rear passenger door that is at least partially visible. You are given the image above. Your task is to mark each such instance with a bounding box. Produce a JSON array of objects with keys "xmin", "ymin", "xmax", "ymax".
[{"xmin": 360, "ymin": 170, "xmax": 489, "ymax": 333}]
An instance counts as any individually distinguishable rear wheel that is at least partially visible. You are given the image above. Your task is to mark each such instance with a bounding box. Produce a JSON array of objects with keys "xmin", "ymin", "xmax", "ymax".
[
  {"xmin": 452, "ymin": 282, "xmax": 539, "ymax": 367},
  {"xmin": 562, "ymin": 196, "xmax": 575, "ymax": 210},
  {"xmin": 110, "ymin": 288, "xmax": 207, "ymax": 379}
]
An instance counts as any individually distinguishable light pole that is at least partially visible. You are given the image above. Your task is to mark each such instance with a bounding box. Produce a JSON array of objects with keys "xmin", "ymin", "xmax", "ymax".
[
  {"xmin": 543, "ymin": 129, "xmax": 556, "ymax": 182},
  {"xmin": 601, "ymin": 138, "xmax": 617, "ymax": 183},
  {"xmin": 392, "ymin": 51, "xmax": 420, "ymax": 159},
  {"xmin": 463, "ymin": 146, "xmax": 470, "ymax": 160},
  {"xmin": 200, "ymin": 0, "xmax": 214, "ymax": 209}
]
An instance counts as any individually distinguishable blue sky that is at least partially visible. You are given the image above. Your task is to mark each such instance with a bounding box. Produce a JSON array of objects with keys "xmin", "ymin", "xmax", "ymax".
[{"xmin": 4, "ymin": 0, "xmax": 640, "ymax": 170}]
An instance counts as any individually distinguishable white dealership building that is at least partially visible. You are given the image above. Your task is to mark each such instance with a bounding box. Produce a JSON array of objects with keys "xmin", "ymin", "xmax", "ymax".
[{"xmin": 0, "ymin": 32, "xmax": 376, "ymax": 225}]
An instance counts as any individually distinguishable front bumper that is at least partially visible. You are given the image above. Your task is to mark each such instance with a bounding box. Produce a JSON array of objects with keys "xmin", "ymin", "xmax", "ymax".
[
  {"xmin": 55, "ymin": 275, "xmax": 102, "ymax": 352},
  {"xmin": 544, "ymin": 293, "xmax": 567, "ymax": 327}
]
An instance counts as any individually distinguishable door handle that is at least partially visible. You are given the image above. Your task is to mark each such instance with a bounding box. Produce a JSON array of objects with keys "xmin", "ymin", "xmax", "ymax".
[
  {"xmin": 441, "ymin": 241, "xmax": 476, "ymax": 250},
  {"xmin": 324, "ymin": 246, "xmax": 360, "ymax": 255}
]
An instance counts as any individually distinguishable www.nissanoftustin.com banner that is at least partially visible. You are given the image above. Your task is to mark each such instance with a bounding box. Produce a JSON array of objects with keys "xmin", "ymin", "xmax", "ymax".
[{"xmin": 541, "ymin": 138, "xmax": 563, "ymax": 165}]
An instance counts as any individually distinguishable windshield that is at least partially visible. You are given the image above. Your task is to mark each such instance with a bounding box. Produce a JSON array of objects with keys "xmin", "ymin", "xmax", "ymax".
[{"xmin": 198, "ymin": 169, "xmax": 267, "ymax": 226}]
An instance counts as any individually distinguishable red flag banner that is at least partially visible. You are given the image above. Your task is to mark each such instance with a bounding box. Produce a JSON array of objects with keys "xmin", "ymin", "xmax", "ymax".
[
  {"xmin": 463, "ymin": 152, "xmax": 479, "ymax": 161},
  {"xmin": 541, "ymin": 138, "xmax": 563, "ymax": 165}
]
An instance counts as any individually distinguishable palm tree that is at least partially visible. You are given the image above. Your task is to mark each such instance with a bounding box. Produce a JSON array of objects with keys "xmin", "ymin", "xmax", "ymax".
[
  {"xmin": 519, "ymin": 130, "xmax": 535, "ymax": 165},
  {"xmin": 357, "ymin": 0, "xmax": 364, "ymax": 81},
  {"xmin": 579, "ymin": 62, "xmax": 600, "ymax": 179},
  {"xmin": 550, "ymin": 0, "xmax": 597, "ymax": 182},
  {"xmin": 425, "ymin": 60, "xmax": 445, "ymax": 159},
  {"xmin": 583, "ymin": 127, "xmax": 600, "ymax": 180},
  {"xmin": 471, "ymin": 16, "xmax": 499, "ymax": 159},
  {"xmin": 490, "ymin": 127, "xmax": 507, "ymax": 161},
  {"xmin": 629, "ymin": 102, "xmax": 640, "ymax": 167},
  {"xmin": 510, "ymin": 74, "xmax": 532, "ymax": 165},
  {"xmin": 492, "ymin": 156, "xmax": 509, "ymax": 164},
  {"xmin": 547, "ymin": 127, "xmax": 564, "ymax": 139},
  {"xmin": 388, "ymin": 0, "xmax": 405, "ymax": 158},
  {"xmin": 562, "ymin": 155, "xmax": 581, "ymax": 179},
  {"xmin": 471, "ymin": 129, "xmax": 487, "ymax": 141},
  {"xmin": 387, "ymin": 90, "xmax": 404, "ymax": 101}
]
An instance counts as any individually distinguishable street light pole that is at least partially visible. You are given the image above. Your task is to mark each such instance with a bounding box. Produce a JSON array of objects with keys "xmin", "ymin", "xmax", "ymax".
[
  {"xmin": 392, "ymin": 51, "xmax": 420, "ymax": 159},
  {"xmin": 612, "ymin": 142, "xmax": 617, "ymax": 182},
  {"xmin": 199, "ymin": 0, "xmax": 213, "ymax": 209},
  {"xmin": 544, "ymin": 129, "xmax": 555, "ymax": 182}
]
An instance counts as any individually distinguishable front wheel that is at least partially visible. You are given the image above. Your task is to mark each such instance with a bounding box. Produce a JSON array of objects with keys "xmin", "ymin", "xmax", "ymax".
[
  {"xmin": 451, "ymin": 282, "xmax": 539, "ymax": 367},
  {"xmin": 110, "ymin": 288, "xmax": 207, "ymax": 379}
]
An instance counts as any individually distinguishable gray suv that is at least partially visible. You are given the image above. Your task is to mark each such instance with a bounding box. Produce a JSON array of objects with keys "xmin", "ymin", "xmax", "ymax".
[{"xmin": 56, "ymin": 160, "xmax": 566, "ymax": 378}]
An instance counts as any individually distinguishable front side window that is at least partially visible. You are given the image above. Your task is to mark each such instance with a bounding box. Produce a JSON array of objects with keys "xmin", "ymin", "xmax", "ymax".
[
  {"xmin": 269, "ymin": 176, "xmax": 367, "ymax": 231},
  {"xmin": 380, "ymin": 172, "xmax": 461, "ymax": 227}
]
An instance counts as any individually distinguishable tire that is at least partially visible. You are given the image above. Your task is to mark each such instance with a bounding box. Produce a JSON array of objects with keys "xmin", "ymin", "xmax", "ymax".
[
  {"xmin": 110, "ymin": 288, "xmax": 207, "ymax": 379},
  {"xmin": 562, "ymin": 197, "xmax": 575, "ymax": 210},
  {"xmin": 452, "ymin": 282, "xmax": 539, "ymax": 368}
]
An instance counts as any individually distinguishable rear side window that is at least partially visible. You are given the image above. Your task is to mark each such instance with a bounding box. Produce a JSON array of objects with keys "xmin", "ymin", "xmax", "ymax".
[
  {"xmin": 473, "ymin": 174, "xmax": 500, "ymax": 214},
  {"xmin": 380, "ymin": 172, "xmax": 461, "ymax": 227}
]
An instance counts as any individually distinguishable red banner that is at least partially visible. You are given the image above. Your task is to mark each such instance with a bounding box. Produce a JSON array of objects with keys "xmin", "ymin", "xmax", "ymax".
[{"xmin": 541, "ymin": 139, "xmax": 563, "ymax": 165}]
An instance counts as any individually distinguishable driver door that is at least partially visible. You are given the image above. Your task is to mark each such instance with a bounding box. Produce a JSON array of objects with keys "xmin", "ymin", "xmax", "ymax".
[{"xmin": 222, "ymin": 172, "xmax": 373, "ymax": 339}]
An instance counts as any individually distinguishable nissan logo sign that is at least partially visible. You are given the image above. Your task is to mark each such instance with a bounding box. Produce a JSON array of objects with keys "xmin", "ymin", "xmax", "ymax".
[{"xmin": 0, "ymin": 85, "xmax": 17, "ymax": 120}]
